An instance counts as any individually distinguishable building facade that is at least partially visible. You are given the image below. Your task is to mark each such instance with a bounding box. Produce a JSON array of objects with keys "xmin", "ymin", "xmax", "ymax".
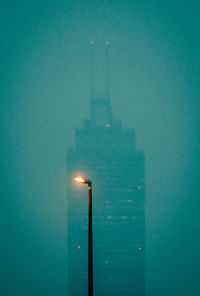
[{"xmin": 67, "ymin": 95, "xmax": 145, "ymax": 296}]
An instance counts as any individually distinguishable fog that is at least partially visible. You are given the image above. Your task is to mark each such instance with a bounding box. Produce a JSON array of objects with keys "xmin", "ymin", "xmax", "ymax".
[{"xmin": 1, "ymin": 1, "xmax": 200, "ymax": 295}]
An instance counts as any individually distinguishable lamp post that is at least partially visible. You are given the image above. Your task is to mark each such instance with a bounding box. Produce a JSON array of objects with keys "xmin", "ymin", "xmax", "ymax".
[{"xmin": 74, "ymin": 176, "xmax": 93, "ymax": 296}]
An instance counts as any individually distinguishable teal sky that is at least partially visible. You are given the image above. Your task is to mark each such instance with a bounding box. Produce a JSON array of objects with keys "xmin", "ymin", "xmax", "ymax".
[{"xmin": 1, "ymin": 1, "xmax": 200, "ymax": 295}]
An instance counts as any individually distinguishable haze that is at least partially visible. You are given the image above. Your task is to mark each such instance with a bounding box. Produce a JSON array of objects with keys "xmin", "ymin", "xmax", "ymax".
[{"xmin": 1, "ymin": 1, "xmax": 200, "ymax": 295}]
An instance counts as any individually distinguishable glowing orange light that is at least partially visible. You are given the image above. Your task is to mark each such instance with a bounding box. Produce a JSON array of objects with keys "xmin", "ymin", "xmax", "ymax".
[
  {"xmin": 74, "ymin": 176, "xmax": 85, "ymax": 183},
  {"xmin": 106, "ymin": 124, "xmax": 110, "ymax": 128},
  {"xmin": 74, "ymin": 175, "xmax": 90, "ymax": 185},
  {"xmin": 138, "ymin": 185, "xmax": 141, "ymax": 190},
  {"xmin": 138, "ymin": 247, "xmax": 142, "ymax": 251},
  {"xmin": 78, "ymin": 245, "xmax": 80, "ymax": 249}
]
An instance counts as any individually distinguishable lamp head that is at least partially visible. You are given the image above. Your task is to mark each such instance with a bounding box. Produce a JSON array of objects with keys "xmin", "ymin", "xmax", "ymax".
[{"xmin": 74, "ymin": 175, "xmax": 91, "ymax": 185}]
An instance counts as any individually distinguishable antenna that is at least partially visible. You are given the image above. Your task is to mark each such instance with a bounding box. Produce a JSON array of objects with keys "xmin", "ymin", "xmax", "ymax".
[
  {"xmin": 90, "ymin": 40, "xmax": 94, "ymax": 97},
  {"xmin": 105, "ymin": 41, "xmax": 109, "ymax": 97}
]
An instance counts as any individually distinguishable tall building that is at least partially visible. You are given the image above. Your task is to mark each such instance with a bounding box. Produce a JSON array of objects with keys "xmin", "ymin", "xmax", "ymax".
[{"xmin": 67, "ymin": 93, "xmax": 145, "ymax": 296}]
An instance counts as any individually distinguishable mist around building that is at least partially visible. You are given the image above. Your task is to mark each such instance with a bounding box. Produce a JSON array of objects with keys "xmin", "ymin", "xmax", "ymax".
[{"xmin": 1, "ymin": 2, "xmax": 200, "ymax": 296}]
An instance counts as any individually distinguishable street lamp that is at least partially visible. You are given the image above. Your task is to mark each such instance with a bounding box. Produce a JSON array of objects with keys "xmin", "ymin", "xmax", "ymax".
[{"xmin": 74, "ymin": 175, "xmax": 93, "ymax": 296}]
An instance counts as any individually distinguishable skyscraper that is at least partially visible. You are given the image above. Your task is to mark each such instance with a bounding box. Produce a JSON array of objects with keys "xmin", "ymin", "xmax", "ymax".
[{"xmin": 67, "ymin": 93, "xmax": 145, "ymax": 296}]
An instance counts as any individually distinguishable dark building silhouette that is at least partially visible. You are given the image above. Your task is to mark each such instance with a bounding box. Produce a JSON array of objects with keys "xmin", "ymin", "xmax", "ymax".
[{"xmin": 67, "ymin": 93, "xmax": 145, "ymax": 296}]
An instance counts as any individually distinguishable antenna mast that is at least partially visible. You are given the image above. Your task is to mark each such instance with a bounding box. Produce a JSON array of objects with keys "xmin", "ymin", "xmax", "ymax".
[
  {"xmin": 105, "ymin": 41, "xmax": 109, "ymax": 97},
  {"xmin": 90, "ymin": 41, "xmax": 94, "ymax": 97}
]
